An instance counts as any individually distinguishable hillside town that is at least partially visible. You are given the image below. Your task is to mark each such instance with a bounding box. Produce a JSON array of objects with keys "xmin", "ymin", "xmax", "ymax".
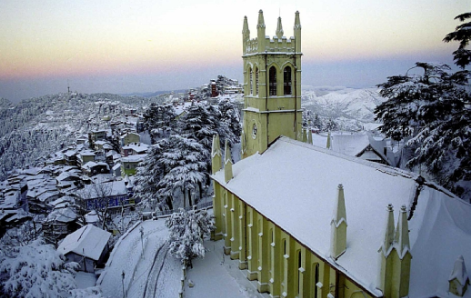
[{"xmin": 1, "ymin": 6, "xmax": 470, "ymax": 298}]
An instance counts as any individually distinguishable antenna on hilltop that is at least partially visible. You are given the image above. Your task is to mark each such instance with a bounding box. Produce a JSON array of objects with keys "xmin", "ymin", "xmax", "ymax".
[{"xmin": 67, "ymin": 80, "xmax": 71, "ymax": 94}]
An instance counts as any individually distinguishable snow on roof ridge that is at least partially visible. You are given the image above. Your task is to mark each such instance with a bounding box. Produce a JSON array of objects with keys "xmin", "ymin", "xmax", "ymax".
[{"xmin": 277, "ymin": 136, "xmax": 414, "ymax": 178}]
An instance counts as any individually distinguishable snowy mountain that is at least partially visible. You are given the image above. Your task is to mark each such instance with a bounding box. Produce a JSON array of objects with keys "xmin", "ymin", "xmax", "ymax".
[
  {"xmin": 302, "ymin": 86, "xmax": 385, "ymax": 123},
  {"xmin": 0, "ymin": 97, "xmax": 12, "ymax": 110}
]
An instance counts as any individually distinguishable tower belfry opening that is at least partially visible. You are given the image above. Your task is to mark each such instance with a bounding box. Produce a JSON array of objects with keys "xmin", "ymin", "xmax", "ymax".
[{"xmin": 241, "ymin": 10, "xmax": 302, "ymax": 159}]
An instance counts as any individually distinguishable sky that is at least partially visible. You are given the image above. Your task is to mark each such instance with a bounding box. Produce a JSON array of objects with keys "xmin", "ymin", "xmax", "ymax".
[{"xmin": 0, "ymin": 0, "xmax": 468, "ymax": 102}]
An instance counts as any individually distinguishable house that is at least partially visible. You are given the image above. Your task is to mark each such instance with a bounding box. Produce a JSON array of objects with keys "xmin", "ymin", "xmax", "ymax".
[
  {"xmin": 82, "ymin": 161, "xmax": 110, "ymax": 177},
  {"xmin": 78, "ymin": 150, "xmax": 96, "ymax": 167},
  {"xmin": 112, "ymin": 163, "xmax": 122, "ymax": 178},
  {"xmin": 121, "ymin": 155, "xmax": 144, "ymax": 176},
  {"xmin": 121, "ymin": 143, "xmax": 148, "ymax": 157},
  {"xmin": 209, "ymin": 10, "xmax": 471, "ymax": 298},
  {"xmin": 78, "ymin": 180, "xmax": 136, "ymax": 212},
  {"xmin": 63, "ymin": 149, "xmax": 78, "ymax": 166},
  {"xmin": 120, "ymin": 132, "xmax": 140, "ymax": 147},
  {"xmin": 89, "ymin": 130, "xmax": 108, "ymax": 142},
  {"xmin": 42, "ymin": 207, "xmax": 79, "ymax": 244},
  {"xmin": 56, "ymin": 171, "xmax": 83, "ymax": 189},
  {"xmin": 106, "ymin": 150, "xmax": 121, "ymax": 167},
  {"xmin": 57, "ymin": 224, "xmax": 111, "ymax": 272}
]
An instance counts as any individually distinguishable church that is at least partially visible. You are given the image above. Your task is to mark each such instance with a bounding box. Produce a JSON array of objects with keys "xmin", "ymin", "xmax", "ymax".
[{"xmin": 211, "ymin": 10, "xmax": 471, "ymax": 298}]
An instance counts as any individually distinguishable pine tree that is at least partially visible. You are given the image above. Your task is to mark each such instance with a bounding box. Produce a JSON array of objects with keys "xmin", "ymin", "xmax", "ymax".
[
  {"xmin": 218, "ymin": 100, "xmax": 242, "ymax": 144},
  {"xmin": 134, "ymin": 139, "xmax": 170, "ymax": 209},
  {"xmin": 142, "ymin": 103, "xmax": 176, "ymax": 144},
  {"xmin": 157, "ymin": 135, "xmax": 209, "ymax": 208},
  {"xmin": 165, "ymin": 208, "xmax": 213, "ymax": 268},
  {"xmin": 443, "ymin": 12, "xmax": 471, "ymax": 69},
  {"xmin": 180, "ymin": 102, "xmax": 218, "ymax": 149},
  {"xmin": 375, "ymin": 12, "xmax": 471, "ymax": 201}
]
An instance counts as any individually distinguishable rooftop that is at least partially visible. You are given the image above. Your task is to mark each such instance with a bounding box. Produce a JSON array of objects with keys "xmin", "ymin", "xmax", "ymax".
[{"xmin": 212, "ymin": 136, "xmax": 471, "ymax": 297}]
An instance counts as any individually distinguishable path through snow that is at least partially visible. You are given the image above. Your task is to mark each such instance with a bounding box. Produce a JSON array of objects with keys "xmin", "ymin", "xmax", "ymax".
[{"xmin": 98, "ymin": 220, "xmax": 180, "ymax": 298}]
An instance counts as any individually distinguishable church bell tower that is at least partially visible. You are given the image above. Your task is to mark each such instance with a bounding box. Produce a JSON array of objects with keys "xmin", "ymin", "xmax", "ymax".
[{"xmin": 241, "ymin": 10, "xmax": 302, "ymax": 158}]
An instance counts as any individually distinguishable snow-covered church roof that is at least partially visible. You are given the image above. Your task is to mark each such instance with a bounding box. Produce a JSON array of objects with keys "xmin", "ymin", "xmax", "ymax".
[{"xmin": 212, "ymin": 136, "xmax": 471, "ymax": 297}]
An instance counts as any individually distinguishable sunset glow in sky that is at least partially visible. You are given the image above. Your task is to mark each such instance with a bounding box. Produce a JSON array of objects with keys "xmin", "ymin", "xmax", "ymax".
[{"xmin": 0, "ymin": 0, "xmax": 467, "ymax": 101}]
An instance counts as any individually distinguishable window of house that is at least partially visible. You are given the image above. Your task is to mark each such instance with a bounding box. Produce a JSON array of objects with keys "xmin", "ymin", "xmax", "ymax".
[
  {"xmin": 284, "ymin": 66, "xmax": 292, "ymax": 95},
  {"xmin": 269, "ymin": 67, "xmax": 277, "ymax": 96}
]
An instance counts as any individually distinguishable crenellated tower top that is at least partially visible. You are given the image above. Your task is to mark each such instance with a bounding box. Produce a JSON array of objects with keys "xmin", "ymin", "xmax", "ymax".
[{"xmin": 242, "ymin": 10, "xmax": 302, "ymax": 55}]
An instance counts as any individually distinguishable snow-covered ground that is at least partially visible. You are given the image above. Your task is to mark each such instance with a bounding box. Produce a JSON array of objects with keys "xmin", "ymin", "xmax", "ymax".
[
  {"xmin": 98, "ymin": 220, "xmax": 181, "ymax": 298},
  {"xmin": 185, "ymin": 240, "xmax": 269, "ymax": 298},
  {"xmin": 98, "ymin": 217, "xmax": 270, "ymax": 298}
]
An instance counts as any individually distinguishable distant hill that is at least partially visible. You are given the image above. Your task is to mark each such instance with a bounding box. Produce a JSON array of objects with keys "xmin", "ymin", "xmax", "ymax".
[
  {"xmin": 121, "ymin": 89, "xmax": 187, "ymax": 98},
  {"xmin": 0, "ymin": 97, "xmax": 13, "ymax": 109},
  {"xmin": 302, "ymin": 86, "xmax": 385, "ymax": 123}
]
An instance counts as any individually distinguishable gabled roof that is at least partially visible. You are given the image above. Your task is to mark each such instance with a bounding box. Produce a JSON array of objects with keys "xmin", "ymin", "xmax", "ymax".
[
  {"xmin": 212, "ymin": 136, "xmax": 471, "ymax": 297},
  {"xmin": 58, "ymin": 224, "xmax": 111, "ymax": 261}
]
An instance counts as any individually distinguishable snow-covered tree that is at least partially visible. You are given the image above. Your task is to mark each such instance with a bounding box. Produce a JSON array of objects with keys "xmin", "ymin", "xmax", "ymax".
[
  {"xmin": 134, "ymin": 139, "xmax": 170, "ymax": 210},
  {"xmin": 0, "ymin": 220, "xmax": 42, "ymax": 256},
  {"xmin": 157, "ymin": 135, "xmax": 209, "ymax": 209},
  {"xmin": 375, "ymin": 30, "xmax": 471, "ymax": 201},
  {"xmin": 0, "ymin": 238, "xmax": 78, "ymax": 298},
  {"xmin": 142, "ymin": 103, "xmax": 177, "ymax": 144},
  {"xmin": 443, "ymin": 12, "xmax": 471, "ymax": 69},
  {"xmin": 180, "ymin": 102, "xmax": 219, "ymax": 149},
  {"xmin": 165, "ymin": 208, "xmax": 213, "ymax": 268},
  {"xmin": 218, "ymin": 100, "xmax": 241, "ymax": 144}
]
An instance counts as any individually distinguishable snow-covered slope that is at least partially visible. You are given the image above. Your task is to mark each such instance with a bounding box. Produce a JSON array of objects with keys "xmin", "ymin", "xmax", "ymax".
[{"xmin": 302, "ymin": 86, "xmax": 385, "ymax": 122}]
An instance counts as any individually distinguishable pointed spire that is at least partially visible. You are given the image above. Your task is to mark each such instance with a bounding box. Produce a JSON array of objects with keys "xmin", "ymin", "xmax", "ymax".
[
  {"xmin": 294, "ymin": 10, "xmax": 301, "ymax": 30},
  {"xmin": 331, "ymin": 184, "xmax": 347, "ymax": 259},
  {"xmin": 293, "ymin": 11, "xmax": 301, "ymax": 52},
  {"xmin": 381, "ymin": 204, "xmax": 395, "ymax": 256},
  {"xmin": 224, "ymin": 139, "xmax": 233, "ymax": 183},
  {"xmin": 257, "ymin": 9, "xmax": 266, "ymax": 29},
  {"xmin": 307, "ymin": 128, "xmax": 313, "ymax": 145},
  {"xmin": 211, "ymin": 134, "xmax": 222, "ymax": 174},
  {"xmin": 449, "ymin": 255, "xmax": 470, "ymax": 296},
  {"xmin": 243, "ymin": 16, "xmax": 250, "ymax": 35},
  {"xmin": 332, "ymin": 184, "xmax": 347, "ymax": 226},
  {"xmin": 276, "ymin": 16, "xmax": 284, "ymax": 38},
  {"xmin": 394, "ymin": 205, "xmax": 410, "ymax": 259},
  {"xmin": 449, "ymin": 255, "xmax": 469, "ymax": 283}
]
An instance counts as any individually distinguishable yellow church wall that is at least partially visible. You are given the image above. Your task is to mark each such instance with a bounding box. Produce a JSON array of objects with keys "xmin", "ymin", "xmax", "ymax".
[
  {"xmin": 246, "ymin": 205, "xmax": 259, "ymax": 280},
  {"xmin": 213, "ymin": 181, "xmax": 374, "ymax": 298}
]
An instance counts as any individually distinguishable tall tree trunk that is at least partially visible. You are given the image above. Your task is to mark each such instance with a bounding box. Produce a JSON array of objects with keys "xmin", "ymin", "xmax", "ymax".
[
  {"xmin": 198, "ymin": 181, "xmax": 203, "ymax": 203},
  {"xmin": 188, "ymin": 189, "xmax": 193, "ymax": 207}
]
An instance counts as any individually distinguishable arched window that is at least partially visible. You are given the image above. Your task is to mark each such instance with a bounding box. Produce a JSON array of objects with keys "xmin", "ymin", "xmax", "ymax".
[
  {"xmin": 314, "ymin": 264, "xmax": 319, "ymax": 298},
  {"xmin": 269, "ymin": 67, "xmax": 277, "ymax": 96},
  {"xmin": 255, "ymin": 68, "xmax": 259, "ymax": 95},
  {"xmin": 249, "ymin": 67, "xmax": 253, "ymax": 95},
  {"xmin": 298, "ymin": 250, "xmax": 302, "ymax": 295},
  {"xmin": 284, "ymin": 66, "xmax": 292, "ymax": 95}
]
